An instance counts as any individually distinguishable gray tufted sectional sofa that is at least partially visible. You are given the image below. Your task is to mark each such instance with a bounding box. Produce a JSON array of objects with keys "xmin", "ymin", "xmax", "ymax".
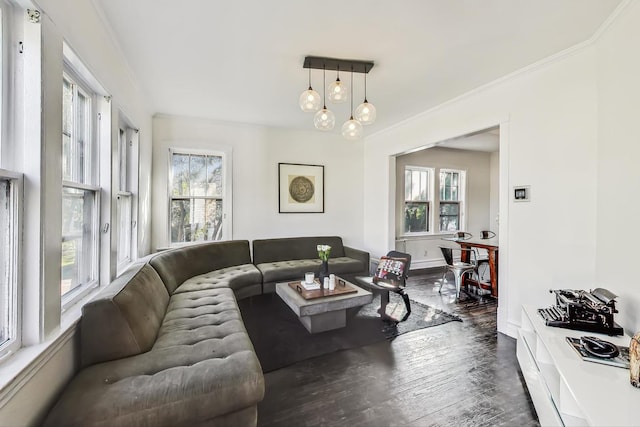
[
  {"xmin": 253, "ymin": 236, "xmax": 370, "ymax": 293},
  {"xmin": 43, "ymin": 236, "xmax": 369, "ymax": 427},
  {"xmin": 43, "ymin": 240, "xmax": 265, "ymax": 427}
]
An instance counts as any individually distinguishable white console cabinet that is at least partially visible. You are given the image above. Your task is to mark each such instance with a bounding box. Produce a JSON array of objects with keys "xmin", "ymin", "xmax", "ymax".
[{"xmin": 517, "ymin": 305, "xmax": 639, "ymax": 426}]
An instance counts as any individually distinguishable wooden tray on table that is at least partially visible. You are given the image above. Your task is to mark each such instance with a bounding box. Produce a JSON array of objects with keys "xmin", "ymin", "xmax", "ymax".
[{"xmin": 288, "ymin": 277, "xmax": 358, "ymax": 300}]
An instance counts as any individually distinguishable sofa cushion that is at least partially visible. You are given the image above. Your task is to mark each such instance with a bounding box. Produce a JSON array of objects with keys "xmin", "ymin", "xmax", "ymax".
[
  {"xmin": 173, "ymin": 263, "xmax": 262, "ymax": 297},
  {"xmin": 252, "ymin": 236, "xmax": 346, "ymax": 264},
  {"xmin": 154, "ymin": 287, "xmax": 246, "ymax": 349},
  {"xmin": 44, "ymin": 287, "xmax": 264, "ymax": 427},
  {"xmin": 81, "ymin": 263, "xmax": 169, "ymax": 368},
  {"xmin": 257, "ymin": 256, "xmax": 365, "ymax": 284},
  {"xmin": 150, "ymin": 240, "xmax": 253, "ymax": 294}
]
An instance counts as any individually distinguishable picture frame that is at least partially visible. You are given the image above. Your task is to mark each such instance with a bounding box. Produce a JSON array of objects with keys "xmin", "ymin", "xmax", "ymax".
[{"xmin": 278, "ymin": 163, "xmax": 324, "ymax": 213}]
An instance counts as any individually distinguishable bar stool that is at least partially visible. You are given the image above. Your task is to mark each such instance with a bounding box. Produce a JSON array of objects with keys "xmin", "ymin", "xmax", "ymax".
[{"xmin": 439, "ymin": 246, "xmax": 476, "ymax": 299}]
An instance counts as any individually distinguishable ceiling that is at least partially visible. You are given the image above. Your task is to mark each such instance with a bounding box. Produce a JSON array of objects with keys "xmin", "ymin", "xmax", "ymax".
[{"xmin": 93, "ymin": 0, "xmax": 622, "ymax": 137}]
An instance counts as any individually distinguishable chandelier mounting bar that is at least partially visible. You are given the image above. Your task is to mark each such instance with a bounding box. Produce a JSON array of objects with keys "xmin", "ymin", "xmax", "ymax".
[{"xmin": 303, "ymin": 56, "xmax": 374, "ymax": 74}]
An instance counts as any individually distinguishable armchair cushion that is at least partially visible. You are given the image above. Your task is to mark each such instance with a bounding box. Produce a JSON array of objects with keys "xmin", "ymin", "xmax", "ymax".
[{"xmin": 373, "ymin": 256, "xmax": 409, "ymax": 287}]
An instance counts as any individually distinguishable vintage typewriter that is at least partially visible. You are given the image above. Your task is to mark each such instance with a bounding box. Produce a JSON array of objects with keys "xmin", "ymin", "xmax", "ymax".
[{"xmin": 538, "ymin": 288, "xmax": 624, "ymax": 336}]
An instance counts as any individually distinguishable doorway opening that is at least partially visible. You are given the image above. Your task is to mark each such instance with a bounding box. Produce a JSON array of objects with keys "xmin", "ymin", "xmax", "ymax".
[{"xmin": 394, "ymin": 125, "xmax": 501, "ymax": 308}]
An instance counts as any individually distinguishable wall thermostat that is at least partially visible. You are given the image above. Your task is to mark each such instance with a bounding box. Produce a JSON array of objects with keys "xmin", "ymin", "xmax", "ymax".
[{"xmin": 513, "ymin": 185, "xmax": 530, "ymax": 202}]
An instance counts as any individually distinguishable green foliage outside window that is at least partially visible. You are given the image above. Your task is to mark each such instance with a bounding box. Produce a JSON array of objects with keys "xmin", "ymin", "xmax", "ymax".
[{"xmin": 404, "ymin": 202, "xmax": 428, "ymax": 233}]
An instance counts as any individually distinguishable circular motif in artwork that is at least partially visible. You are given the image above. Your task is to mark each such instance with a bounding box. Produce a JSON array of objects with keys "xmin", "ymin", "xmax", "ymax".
[{"xmin": 289, "ymin": 176, "xmax": 315, "ymax": 203}]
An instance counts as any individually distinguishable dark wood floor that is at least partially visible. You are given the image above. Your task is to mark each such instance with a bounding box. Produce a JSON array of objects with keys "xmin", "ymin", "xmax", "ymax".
[{"xmin": 256, "ymin": 270, "xmax": 539, "ymax": 427}]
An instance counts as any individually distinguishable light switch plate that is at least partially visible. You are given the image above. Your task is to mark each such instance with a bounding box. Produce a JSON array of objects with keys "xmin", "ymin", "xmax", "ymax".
[{"xmin": 513, "ymin": 185, "xmax": 530, "ymax": 202}]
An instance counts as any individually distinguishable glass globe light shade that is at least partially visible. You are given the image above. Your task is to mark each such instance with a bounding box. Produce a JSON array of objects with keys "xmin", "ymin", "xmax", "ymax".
[
  {"xmin": 299, "ymin": 88, "xmax": 321, "ymax": 112},
  {"xmin": 327, "ymin": 78, "xmax": 348, "ymax": 103},
  {"xmin": 354, "ymin": 101, "xmax": 377, "ymax": 125},
  {"xmin": 314, "ymin": 108, "xmax": 335, "ymax": 131},
  {"xmin": 341, "ymin": 117, "xmax": 363, "ymax": 140}
]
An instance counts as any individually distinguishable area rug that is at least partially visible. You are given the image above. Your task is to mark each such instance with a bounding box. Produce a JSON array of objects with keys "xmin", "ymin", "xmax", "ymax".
[{"xmin": 237, "ymin": 292, "xmax": 462, "ymax": 372}]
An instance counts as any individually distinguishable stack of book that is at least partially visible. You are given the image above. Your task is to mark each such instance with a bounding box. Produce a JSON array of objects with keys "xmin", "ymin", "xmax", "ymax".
[{"xmin": 300, "ymin": 280, "xmax": 320, "ymax": 291}]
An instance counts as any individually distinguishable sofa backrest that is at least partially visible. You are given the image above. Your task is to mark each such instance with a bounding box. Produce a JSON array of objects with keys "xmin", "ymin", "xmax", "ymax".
[
  {"xmin": 80, "ymin": 263, "xmax": 169, "ymax": 368},
  {"xmin": 149, "ymin": 240, "xmax": 253, "ymax": 294},
  {"xmin": 252, "ymin": 236, "xmax": 345, "ymax": 264}
]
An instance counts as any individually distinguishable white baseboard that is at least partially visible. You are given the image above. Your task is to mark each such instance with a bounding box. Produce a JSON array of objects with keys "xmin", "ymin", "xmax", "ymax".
[
  {"xmin": 410, "ymin": 259, "xmax": 446, "ymax": 270},
  {"xmin": 372, "ymin": 257, "xmax": 445, "ymax": 271},
  {"xmin": 503, "ymin": 320, "xmax": 520, "ymax": 339}
]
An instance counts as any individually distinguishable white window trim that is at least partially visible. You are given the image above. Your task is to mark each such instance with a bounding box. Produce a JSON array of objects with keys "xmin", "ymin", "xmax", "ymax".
[
  {"xmin": 0, "ymin": 0, "xmax": 19, "ymax": 361},
  {"xmin": 60, "ymin": 74, "xmax": 101, "ymax": 309},
  {"xmin": 0, "ymin": 169, "xmax": 22, "ymax": 361},
  {"xmin": 116, "ymin": 190, "xmax": 133, "ymax": 273},
  {"xmin": 400, "ymin": 166, "xmax": 471, "ymax": 238},
  {"xmin": 115, "ymin": 123, "xmax": 139, "ymax": 276},
  {"xmin": 60, "ymin": 43, "xmax": 109, "ymax": 312},
  {"xmin": 403, "ymin": 165, "xmax": 434, "ymax": 236},
  {"xmin": 60, "ymin": 181, "xmax": 101, "ymax": 312},
  {"xmin": 438, "ymin": 168, "xmax": 467, "ymax": 232},
  {"xmin": 167, "ymin": 147, "xmax": 232, "ymax": 247}
]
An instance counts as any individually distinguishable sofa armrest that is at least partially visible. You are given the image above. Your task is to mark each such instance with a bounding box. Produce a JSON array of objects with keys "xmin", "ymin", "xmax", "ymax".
[{"xmin": 343, "ymin": 246, "xmax": 370, "ymax": 275}]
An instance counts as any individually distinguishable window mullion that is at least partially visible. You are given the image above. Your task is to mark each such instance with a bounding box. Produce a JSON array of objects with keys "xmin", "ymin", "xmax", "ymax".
[{"xmin": 62, "ymin": 180, "xmax": 99, "ymax": 192}]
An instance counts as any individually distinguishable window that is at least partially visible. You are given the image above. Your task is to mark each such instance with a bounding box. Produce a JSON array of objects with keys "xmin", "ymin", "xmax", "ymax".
[
  {"xmin": 116, "ymin": 127, "xmax": 136, "ymax": 274},
  {"xmin": 61, "ymin": 73, "xmax": 99, "ymax": 299},
  {"xmin": 116, "ymin": 191, "xmax": 132, "ymax": 267},
  {"xmin": 0, "ymin": 171, "xmax": 20, "ymax": 356},
  {"xmin": 169, "ymin": 150, "xmax": 229, "ymax": 244},
  {"xmin": 0, "ymin": 3, "xmax": 22, "ymax": 357},
  {"xmin": 403, "ymin": 167, "xmax": 431, "ymax": 233},
  {"xmin": 439, "ymin": 169, "xmax": 464, "ymax": 231}
]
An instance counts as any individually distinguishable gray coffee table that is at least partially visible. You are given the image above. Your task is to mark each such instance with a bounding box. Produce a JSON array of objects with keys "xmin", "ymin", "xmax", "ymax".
[{"xmin": 275, "ymin": 278, "xmax": 373, "ymax": 333}]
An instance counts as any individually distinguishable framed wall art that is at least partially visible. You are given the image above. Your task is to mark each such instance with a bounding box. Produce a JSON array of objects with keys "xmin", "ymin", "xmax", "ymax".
[{"xmin": 278, "ymin": 163, "xmax": 324, "ymax": 213}]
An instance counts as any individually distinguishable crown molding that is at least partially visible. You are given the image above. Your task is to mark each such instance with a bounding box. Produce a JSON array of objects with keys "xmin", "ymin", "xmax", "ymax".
[{"xmin": 367, "ymin": 0, "xmax": 635, "ymax": 141}]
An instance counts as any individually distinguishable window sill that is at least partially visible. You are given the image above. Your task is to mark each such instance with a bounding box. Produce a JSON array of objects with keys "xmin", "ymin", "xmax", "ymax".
[
  {"xmin": 0, "ymin": 284, "xmax": 100, "ymax": 406},
  {"xmin": 0, "ymin": 319, "xmax": 78, "ymax": 407},
  {"xmin": 397, "ymin": 232, "xmax": 456, "ymax": 240}
]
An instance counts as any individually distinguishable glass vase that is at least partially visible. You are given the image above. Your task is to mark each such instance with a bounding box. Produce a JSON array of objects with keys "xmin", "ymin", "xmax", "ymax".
[{"xmin": 318, "ymin": 260, "xmax": 329, "ymax": 289}]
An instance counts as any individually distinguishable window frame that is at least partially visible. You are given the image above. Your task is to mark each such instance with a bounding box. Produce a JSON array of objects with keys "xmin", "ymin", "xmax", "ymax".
[
  {"xmin": 60, "ymin": 70, "xmax": 101, "ymax": 309},
  {"xmin": 438, "ymin": 169, "xmax": 466, "ymax": 233},
  {"xmin": 0, "ymin": 169, "xmax": 22, "ymax": 359},
  {"xmin": 167, "ymin": 147, "xmax": 232, "ymax": 246},
  {"xmin": 403, "ymin": 166, "xmax": 433, "ymax": 234},
  {"xmin": 0, "ymin": 1, "xmax": 23, "ymax": 360},
  {"xmin": 116, "ymin": 126, "xmax": 137, "ymax": 275},
  {"xmin": 116, "ymin": 191, "xmax": 133, "ymax": 269}
]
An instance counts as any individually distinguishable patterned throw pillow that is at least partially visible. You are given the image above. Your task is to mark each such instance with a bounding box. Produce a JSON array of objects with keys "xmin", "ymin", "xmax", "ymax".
[{"xmin": 373, "ymin": 256, "xmax": 408, "ymax": 286}]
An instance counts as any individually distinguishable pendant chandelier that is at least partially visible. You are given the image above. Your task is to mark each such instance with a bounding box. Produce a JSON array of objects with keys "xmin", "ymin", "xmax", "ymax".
[
  {"xmin": 341, "ymin": 71, "xmax": 363, "ymax": 140},
  {"xmin": 298, "ymin": 67, "xmax": 321, "ymax": 113},
  {"xmin": 313, "ymin": 67, "xmax": 335, "ymax": 131},
  {"xmin": 299, "ymin": 56, "xmax": 375, "ymax": 139}
]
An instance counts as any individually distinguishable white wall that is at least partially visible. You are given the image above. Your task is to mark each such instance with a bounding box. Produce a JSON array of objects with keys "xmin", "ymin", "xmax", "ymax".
[
  {"xmin": 0, "ymin": 1, "xmax": 153, "ymax": 425},
  {"xmin": 37, "ymin": 0, "xmax": 154, "ymax": 256},
  {"xmin": 363, "ymin": 46, "xmax": 599, "ymax": 336},
  {"xmin": 489, "ymin": 151, "xmax": 500, "ymax": 234},
  {"xmin": 6, "ymin": 1, "xmax": 640, "ymax": 425},
  {"xmin": 152, "ymin": 115, "xmax": 365, "ymax": 250},
  {"xmin": 596, "ymin": 0, "xmax": 640, "ymax": 333},
  {"xmin": 394, "ymin": 147, "xmax": 493, "ymax": 269}
]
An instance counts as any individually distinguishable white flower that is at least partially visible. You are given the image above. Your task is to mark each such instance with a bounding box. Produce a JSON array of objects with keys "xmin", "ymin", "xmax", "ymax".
[{"xmin": 317, "ymin": 244, "xmax": 332, "ymax": 261}]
